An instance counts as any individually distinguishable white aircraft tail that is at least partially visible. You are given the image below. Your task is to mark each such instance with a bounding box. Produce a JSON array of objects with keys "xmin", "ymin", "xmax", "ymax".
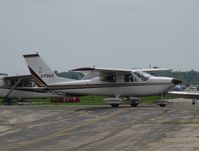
[{"xmin": 23, "ymin": 53, "xmax": 74, "ymax": 86}]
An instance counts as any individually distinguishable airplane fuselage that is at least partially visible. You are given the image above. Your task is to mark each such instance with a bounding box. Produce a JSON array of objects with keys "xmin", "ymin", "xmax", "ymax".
[{"xmin": 44, "ymin": 76, "xmax": 174, "ymax": 97}]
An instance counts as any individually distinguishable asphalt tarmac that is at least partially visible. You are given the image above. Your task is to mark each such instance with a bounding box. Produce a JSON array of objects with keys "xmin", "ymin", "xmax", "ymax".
[{"xmin": 0, "ymin": 100, "xmax": 199, "ymax": 151}]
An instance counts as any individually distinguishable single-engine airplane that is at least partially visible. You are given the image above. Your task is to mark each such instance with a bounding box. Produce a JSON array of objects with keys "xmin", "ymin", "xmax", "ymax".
[
  {"xmin": 0, "ymin": 73, "xmax": 62, "ymax": 105},
  {"xmin": 23, "ymin": 53, "xmax": 184, "ymax": 108}
]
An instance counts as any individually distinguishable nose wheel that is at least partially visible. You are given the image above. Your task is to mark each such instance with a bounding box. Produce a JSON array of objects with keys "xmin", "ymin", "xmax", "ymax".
[
  {"xmin": 153, "ymin": 100, "xmax": 169, "ymax": 107},
  {"xmin": 153, "ymin": 93, "xmax": 169, "ymax": 107},
  {"xmin": 192, "ymin": 99, "xmax": 198, "ymax": 105}
]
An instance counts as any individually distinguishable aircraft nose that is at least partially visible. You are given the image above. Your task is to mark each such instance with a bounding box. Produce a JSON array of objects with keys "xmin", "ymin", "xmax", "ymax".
[{"xmin": 172, "ymin": 78, "xmax": 182, "ymax": 85}]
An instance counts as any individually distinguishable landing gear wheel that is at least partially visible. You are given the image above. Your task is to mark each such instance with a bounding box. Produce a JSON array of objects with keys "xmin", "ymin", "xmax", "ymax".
[
  {"xmin": 192, "ymin": 99, "xmax": 198, "ymax": 105},
  {"xmin": 3, "ymin": 101, "xmax": 8, "ymax": 105},
  {"xmin": 131, "ymin": 103, "xmax": 138, "ymax": 107},
  {"xmin": 159, "ymin": 104, "xmax": 166, "ymax": 107},
  {"xmin": 111, "ymin": 104, "xmax": 119, "ymax": 108},
  {"xmin": 3, "ymin": 99, "xmax": 12, "ymax": 105},
  {"xmin": 153, "ymin": 100, "xmax": 168, "ymax": 108}
]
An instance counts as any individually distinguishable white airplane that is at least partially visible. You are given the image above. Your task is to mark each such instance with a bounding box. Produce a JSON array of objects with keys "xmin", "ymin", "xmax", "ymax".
[
  {"xmin": 23, "ymin": 53, "xmax": 185, "ymax": 108},
  {"xmin": 0, "ymin": 73, "xmax": 62, "ymax": 105},
  {"xmin": 167, "ymin": 91, "xmax": 199, "ymax": 105}
]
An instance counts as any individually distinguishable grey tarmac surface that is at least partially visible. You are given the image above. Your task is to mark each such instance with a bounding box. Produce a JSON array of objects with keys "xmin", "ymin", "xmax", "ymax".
[{"xmin": 0, "ymin": 100, "xmax": 199, "ymax": 151}]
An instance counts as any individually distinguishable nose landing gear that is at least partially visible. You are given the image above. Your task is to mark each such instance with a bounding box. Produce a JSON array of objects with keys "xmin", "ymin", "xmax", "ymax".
[
  {"xmin": 192, "ymin": 99, "xmax": 198, "ymax": 105},
  {"xmin": 153, "ymin": 100, "xmax": 169, "ymax": 107}
]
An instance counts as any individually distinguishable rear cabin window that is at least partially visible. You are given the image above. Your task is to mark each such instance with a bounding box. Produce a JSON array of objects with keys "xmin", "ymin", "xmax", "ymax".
[{"xmin": 101, "ymin": 75, "xmax": 116, "ymax": 82}]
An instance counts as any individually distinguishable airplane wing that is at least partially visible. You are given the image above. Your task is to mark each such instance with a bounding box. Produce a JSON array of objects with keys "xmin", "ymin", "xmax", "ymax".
[
  {"xmin": 3, "ymin": 74, "xmax": 32, "ymax": 81},
  {"xmin": 16, "ymin": 86, "xmax": 48, "ymax": 91},
  {"xmin": 2, "ymin": 74, "xmax": 48, "ymax": 91},
  {"xmin": 71, "ymin": 67, "xmax": 132, "ymax": 76},
  {"xmin": 139, "ymin": 68, "xmax": 172, "ymax": 72},
  {"xmin": 167, "ymin": 91, "xmax": 199, "ymax": 99},
  {"xmin": 71, "ymin": 67, "xmax": 171, "ymax": 76},
  {"xmin": 2, "ymin": 74, "xmax": 33, "ymax": 86}
]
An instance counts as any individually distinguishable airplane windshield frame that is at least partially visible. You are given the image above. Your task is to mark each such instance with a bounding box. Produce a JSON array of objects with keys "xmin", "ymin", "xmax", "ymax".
[{"xmin": 134, "ymin": 71, "xmax": 152, "ymax": 81}]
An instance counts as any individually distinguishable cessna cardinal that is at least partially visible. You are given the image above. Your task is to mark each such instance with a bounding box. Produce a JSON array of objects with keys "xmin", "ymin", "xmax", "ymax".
[{"xmin": 23, "ymin": 53, "xmax": 182, "ymax": 107}]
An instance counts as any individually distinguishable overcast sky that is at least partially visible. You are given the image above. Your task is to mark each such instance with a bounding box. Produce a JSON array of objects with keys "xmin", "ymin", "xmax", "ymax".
[{"xmin": 1, "ymin": 0, "xmax": 199, "ymax": 75}]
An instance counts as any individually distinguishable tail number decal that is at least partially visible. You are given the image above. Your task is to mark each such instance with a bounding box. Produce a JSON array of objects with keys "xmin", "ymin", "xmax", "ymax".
[{"xmin": 41, "ymin": 74, "xmax": 54, "ymax": 78}]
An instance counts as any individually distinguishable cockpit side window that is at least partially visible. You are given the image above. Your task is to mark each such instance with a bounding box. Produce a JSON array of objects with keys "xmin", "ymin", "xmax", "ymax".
[{"xmin": 124, "ymin": 74, "xmax": 137, "ymax": 82}]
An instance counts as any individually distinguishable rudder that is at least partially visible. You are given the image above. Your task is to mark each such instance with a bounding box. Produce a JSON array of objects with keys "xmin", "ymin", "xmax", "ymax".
[{"xmin": 23, "ymin": 53, "xmax": 73, "ymax": 86}]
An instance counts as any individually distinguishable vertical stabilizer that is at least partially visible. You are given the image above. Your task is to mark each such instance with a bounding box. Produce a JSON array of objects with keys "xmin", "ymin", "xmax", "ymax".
[{"xmin": 23, "ymin": 53, "xmax": 73, "ymax": 86}]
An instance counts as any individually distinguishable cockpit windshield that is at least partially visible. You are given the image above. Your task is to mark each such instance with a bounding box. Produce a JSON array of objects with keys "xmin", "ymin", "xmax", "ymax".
[{"xmin": 134, "ymin": 71, "xmax": 152, "ymax": 81}]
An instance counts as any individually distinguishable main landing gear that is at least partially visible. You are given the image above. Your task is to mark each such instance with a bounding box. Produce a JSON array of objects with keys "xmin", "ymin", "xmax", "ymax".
[
  {"xmin": 3, "ymin": 77, "xmax": 22, "ymax": 106},
  {"xmin": 3, "ymin": 99, "xmax": 12, "ymax": 105},
  {"xmin": 107, "ymin": 97, "xmax": 142, "ymax": 108},
  {"xmin": 104, "ymin": 98, "xmax": 122, "ymax": 108},
  {"xmin": 123, "ymin": 97, "xmax": 142, "ymax": 107},
  {"xmin": 130, "ymin": 98, "xmax": 141, "ymax": 107},
  {"xmin": 111, "ymin": 104, "xmax": 119, "ymax": 108}
]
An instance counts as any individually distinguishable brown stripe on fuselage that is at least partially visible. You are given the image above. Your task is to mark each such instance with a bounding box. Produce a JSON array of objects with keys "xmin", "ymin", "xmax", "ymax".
[
  {"xmin": 45, "ymin": 82, "xmax": 171, "ymax": 90},
  {"xmin": 32, "ymin": 76, "xmax": 46, "ymax": 87},
  {"xmin": 28, "ymin": 66, "xmax": 47, "ymax": 87}
]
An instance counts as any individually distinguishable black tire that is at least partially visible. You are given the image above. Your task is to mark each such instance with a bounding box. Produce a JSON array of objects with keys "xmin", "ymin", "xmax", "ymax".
[
  {"xmin": 3, "ymin": 101, "xmax": 8, "ymax": 105},
  {"xmin": 159, "ymin": 104, "xmax": 166, "ymax": 107},
  {"xmin": 131, "ymin": 103, "xmax": 138, "ymax": 107},
  {"xmin": 111, "ymin": 104, "xmax": 119, "ymax": 108},
  {"xmin": 192, "ymin": 100, "xmax": 196, "ymax": 105},
  {"xmin": 3, "ymin": 99, "xmax": 12, "ymax": 105}
]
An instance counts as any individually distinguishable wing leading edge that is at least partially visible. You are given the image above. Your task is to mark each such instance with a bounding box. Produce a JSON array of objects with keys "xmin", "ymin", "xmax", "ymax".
[{"xmin": 167, "ymin": 91, "xmax": 199, "ymax": 99}]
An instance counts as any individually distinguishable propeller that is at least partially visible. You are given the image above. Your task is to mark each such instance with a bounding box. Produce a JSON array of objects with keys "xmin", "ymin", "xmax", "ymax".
[{"xmin": 172, "ymin": 78, "xmax": 182, "ymax": 85}]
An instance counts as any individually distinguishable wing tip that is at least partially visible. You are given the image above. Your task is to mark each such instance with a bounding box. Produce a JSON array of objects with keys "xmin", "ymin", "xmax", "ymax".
[
  {"xmin": 23, "ymin": 52, "xmax": 40, "ymax": 58},
  {"xmin": 70, "ymin": 67, "xmax": 95, "ymax": 72}
]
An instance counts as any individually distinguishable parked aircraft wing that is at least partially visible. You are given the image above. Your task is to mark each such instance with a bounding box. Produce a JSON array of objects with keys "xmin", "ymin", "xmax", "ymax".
[
  {"xmin": 3, "ymin": 75, "xmax": 33, "ymax": 85},
  {"xmin": 2, "ymin": 75, "xmax": 48, "ymax": 90},
  {"xmin": 167, "ymin": 91, "xmax": 199, "ymax": 99},
  {"xmin": 3, "ymin": 74, "xmax": 32, "ymax": 81}
]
